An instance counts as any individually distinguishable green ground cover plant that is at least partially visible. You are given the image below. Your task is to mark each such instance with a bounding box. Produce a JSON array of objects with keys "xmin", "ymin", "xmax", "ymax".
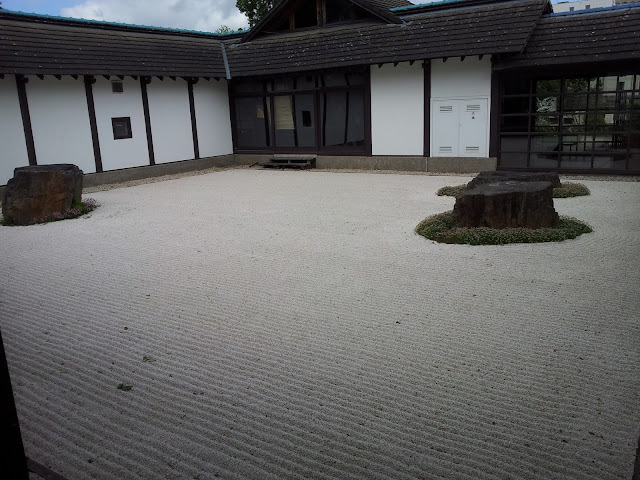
[
  {"xmin": 415, "ymin": 211, "xmax": 593, "ymax": 245},
  {"xmin": 1, "ymin": 198, "xmax": 99, "ymax": 226}
]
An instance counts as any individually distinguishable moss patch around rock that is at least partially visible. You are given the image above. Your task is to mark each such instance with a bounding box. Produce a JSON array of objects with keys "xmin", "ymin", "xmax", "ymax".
[{"xmin": 415, "ymin": 211, "xmax": 593, "ymax": 245}]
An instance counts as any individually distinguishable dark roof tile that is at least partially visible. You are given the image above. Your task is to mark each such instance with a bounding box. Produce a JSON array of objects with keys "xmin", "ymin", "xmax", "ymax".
[
  {"xmin": 227, "ymin": 0, "xmax": 548, "ymax": 76},
  {"xmin": 0, "ymin": 13, "xmax": 227, "ymax": 77},
  {"xmin": 494, "ymin": 6, "xmax": 640, "ymax": 69}
]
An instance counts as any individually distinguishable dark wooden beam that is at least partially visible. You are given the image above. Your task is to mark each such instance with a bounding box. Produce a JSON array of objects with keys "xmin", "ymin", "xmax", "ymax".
[
  {"xmin": 140, "ymin": 77, "xmax": 155, "ymax": 166},
  {"xmin": 157, "ymin": 76, "xmax": 164, "ymax": 81},
  {"xmin": 36, "ymin": 74, "xmax": 44, "ymax": 80},
  {"xmin": 460, "ymin": 56, "xmax": 465, "ymax": 62},
  {"xmin": 442, "ymin": 57, "xmax": 448, "ymax": 63},
  {"xmin": 84, "ymin": 75, "xmax": 103, "ymax": 173},
  {"xmin": 15, "ymin": 75, "xmax": 37, "ymax": 166},
  {"xmin": 409, "ymin": 60, "xmax": 415, "ymax": 66},
  {"xmin": 54, "ymin": 74, "xmax": 62, "ymax": 80},
  {"xmin": 71, "ymin": 74, "xmax": 78, "ymax": 80},
  {"xmin": 117, "ymin": 75, "xmax": 124, "ymax": 80},
  {"xmin": 187, "ymin": 80, "xmax": 200, "ymax": 160},
  {"xmin": 131, "ymin": 75, "xmax": 138, "ymax": 80},
  {"xmin": 169, "ymin": 76, "xmax": 176, "ymax": 81},
  {"xmin": 423, "ymin": 62, "xmax": 431, "ymax": 158},
  {"xmin": 103, "ymin": 75, "xmax": 110, "ymax": 80},
  {"xmin": 393, "ymin": 62, "xmax": 399, "ymax": 67},
  {"xmin": 479, "ymin": 54, "xmax": 484, "ymax": 60},
  {"xmin": 489, "ymin": 70, "xmax": 500, "ymax": 158}
]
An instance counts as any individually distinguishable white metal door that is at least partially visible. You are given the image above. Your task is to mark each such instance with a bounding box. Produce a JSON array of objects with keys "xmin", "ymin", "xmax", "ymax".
[
  {"xmin": 432, "ymin": 100, "xmax": 460, "ymax": 156},
  {"xmin": 431, "ymin": 98, "xmax": 488, "ymax": 157}
]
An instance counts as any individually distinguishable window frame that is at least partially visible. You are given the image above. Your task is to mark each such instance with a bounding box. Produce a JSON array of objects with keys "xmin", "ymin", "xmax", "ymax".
[
  {"xmin": 498, "ymin": 73, "xmax": 640, "ymax": 172},
  {"xmin": 111, "ymin": 117, "xmax": 132, "ymax": 140}
]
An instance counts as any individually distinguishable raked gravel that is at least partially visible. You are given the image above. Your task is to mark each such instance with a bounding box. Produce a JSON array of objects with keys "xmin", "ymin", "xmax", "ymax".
[{"xmin": 1, "ymin": 169, "xmax": 639, "ymax": 480}]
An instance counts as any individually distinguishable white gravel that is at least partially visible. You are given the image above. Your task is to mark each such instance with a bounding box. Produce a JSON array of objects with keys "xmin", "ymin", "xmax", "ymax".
[{"xmin": 1, "ymin": 169, "xmax": 639, "ymax": 480}]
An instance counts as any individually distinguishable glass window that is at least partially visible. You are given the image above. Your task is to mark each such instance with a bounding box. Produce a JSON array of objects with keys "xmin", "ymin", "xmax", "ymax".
[
  {"xmin": 534, "ymin": 79, "xmax": 561, "ymax": 95},
  {"xmin": 531, "ymin": 135, "xmax": 559, "ymax": 152},
  {"xmin": 112, "ymin": 117, "xmax": 132, "ymax": 140},
  {"xmin": 502, "ymin": 96, "xmax": 530, "ymax": 115},
  {"xmin": 503, "ymin": 77, "xmax": 529, "ymax": 95},
  {"xmin": 499, "ymin": 151, "xmax": 528, "ymax": 168},
  {"xmin": 234, "ymin": 97, "xmax": 271, "ymax": 148},
  {"xmin": 530, "ymin": 152, "xmax": 558, "ymax": 169},
  {"xmin": 501, "ymin": 72, "xmax": 640, "ymax": 171},
  {"xmin": 563, "ymin": 94, "xmax": 588, "ymax": 111},
  {"xmin": 533, "ymin": 115, "xmax": 560, "ymax": 133},
  {"xmin": 500, "ymin": 136, "xmax": 528, "ymax": 152},
  {"xmin": 231, "ymin": 70, "xmax": 367, "ymax": 152},
  {"xmin": 321, "ymin": 90, "xmax": 365, "ymax": 147},
  {"xmin": 534, "ymin": 95, "xmax": 559, "ymax": 113},
  {"xmin": 500, "ymin": 115, "xmax": 530, "ymax": 133},
  {"xmin": 564, "ymin": 78, "xmax": 590, "ymax": 93},
  {"xmin": 326, "ymin": 0, "xmax": 353, "ymax": 23},
  {"xmin": 294, "ymin": 1, "xmax": 317, "ymax": 28}
]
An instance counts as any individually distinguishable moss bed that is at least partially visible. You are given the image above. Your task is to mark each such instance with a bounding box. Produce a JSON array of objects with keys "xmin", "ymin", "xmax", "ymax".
[
  {"xmin": 415, "ymin": 211, "xmax": 593, "ymax": 245},
  {"xmin": 436, "ymin": 182, "xmax": 590, "ymax": 198}
]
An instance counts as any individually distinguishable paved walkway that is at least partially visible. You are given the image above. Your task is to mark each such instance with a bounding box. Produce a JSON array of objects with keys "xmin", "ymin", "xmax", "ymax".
[{"xmin": 1, "ymin": 169, "xmax": 639, "ymax": 479}]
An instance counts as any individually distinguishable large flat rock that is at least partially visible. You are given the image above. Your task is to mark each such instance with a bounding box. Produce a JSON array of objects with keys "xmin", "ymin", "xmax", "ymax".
[
  {"xmin": 2, "ymin": 164, "xmax": 83, "ymax": 225},
  {"xmin": 452, "ymin": 180, "xmax": 559, "ymax": 229},
  {"xmin": 467, "ymin": 171, "xmax": 561, "ymax": 189}
]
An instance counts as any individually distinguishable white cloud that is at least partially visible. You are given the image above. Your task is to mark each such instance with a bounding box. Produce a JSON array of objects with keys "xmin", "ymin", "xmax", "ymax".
[{"xmin": 60, "ymin": 0, "xmax": 248, "ymax": 32}]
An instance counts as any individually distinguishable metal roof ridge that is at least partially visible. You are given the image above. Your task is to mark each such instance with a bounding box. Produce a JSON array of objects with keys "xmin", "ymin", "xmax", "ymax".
[{"xmin": 0, "ymin": 8, "xmax": 249, "ymax": 38}]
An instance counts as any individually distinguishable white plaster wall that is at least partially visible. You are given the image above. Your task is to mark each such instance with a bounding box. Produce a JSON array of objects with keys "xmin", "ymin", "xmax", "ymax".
[
  {"xmin": 431, "ymin": 56, "xmax": 492, "ymax": 100},
  {"xmin": 0, "ymin": 75, "xmax": 29, "ymax": 185},
  {"xmin": 92, "ymin": 77, "xmax": 149, "ymax": 170},
  {"xmin": 147, "ymin": 79, "xmax": 193, "ymax": 164},
  {"xmin": 370, "ymin": 62, "xmax": 424, "ymax": 156},
  {"xmin": 193, "ymin": 80, "xmax": 233, "ymax": 157},
  {"xmin": 26, "ymin": 75, "xmax": 96, "ymax": 173}
]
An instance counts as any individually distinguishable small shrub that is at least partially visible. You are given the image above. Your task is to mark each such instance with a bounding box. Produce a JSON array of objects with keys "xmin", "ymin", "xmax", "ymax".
[
  {"xmin": 554, "ymin": 182, "xmax": 590, "ymax": 198},
  {"xmin": 1, "ymin": 198, "xmax": 99, "ymax": 226},
  {"xmin": 415, "ymin": 211, "xmax": 593, "ymax": 245},
  {"xmin": 436, "ymin": 184, "xmax": 467, "ymax": 197}
]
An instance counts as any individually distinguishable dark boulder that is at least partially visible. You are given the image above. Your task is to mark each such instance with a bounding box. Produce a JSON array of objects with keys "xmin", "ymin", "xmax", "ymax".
[
  {"xmin": 467, "ymin": 171, "xmax": 561, "ymax": 189},
  {"xmin": 2, "ymin": 164, "xmax": 83, "ymax": 225},
  {"xmin": 452, "ymin": 181, "xmax": 559, "ymax": 229}
]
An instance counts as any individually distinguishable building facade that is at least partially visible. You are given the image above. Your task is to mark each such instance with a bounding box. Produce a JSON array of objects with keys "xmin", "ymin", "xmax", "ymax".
[{"xmin": 1, "ymin": 0, "xmax": 639, "ymax": 186}]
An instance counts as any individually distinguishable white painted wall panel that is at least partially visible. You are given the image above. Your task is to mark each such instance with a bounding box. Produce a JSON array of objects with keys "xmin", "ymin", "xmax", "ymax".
[
  {"xmin": 0, "ymin": 75, "xmax": 29, "ymax": 185},
  {"xmin": 147, "ymin": 79, "xmax": 193, "ymax": 164},
  {"xmin": 26, "ymin": 76, "xmax": 96, "ymax": 173},
  {"xmin": 431, "ymin": 57, "xmax": 492, "ymax": 99},
  {"xmin": 92, "ymin": 77, "xmax": 149, "ymax": 170},
  {"xmin": 193, "ymin": 80, "xmax": 233, "ymax": 157},
  {"xmin": 370, "ymin": 63, "xmax": 424, "ymax": 156}
]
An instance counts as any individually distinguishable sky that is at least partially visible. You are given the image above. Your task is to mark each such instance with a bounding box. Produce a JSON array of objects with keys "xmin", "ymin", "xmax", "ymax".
[{"xmin": 1, "ymin": 0, "xmax": 578, "ymax": 33}]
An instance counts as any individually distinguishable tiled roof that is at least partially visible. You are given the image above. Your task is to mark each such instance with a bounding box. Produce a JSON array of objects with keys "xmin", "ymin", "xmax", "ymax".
[
  {"xmin": 226, "ymin": 0, "xmax": 548, "ymax": 77},
  {"xmin": 0, "ymin": 11, "xmax": 228, "ymax": 77},
  {"xmin": 494, "ymin": 5, "xmax": 640, "ymax": 69}
]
